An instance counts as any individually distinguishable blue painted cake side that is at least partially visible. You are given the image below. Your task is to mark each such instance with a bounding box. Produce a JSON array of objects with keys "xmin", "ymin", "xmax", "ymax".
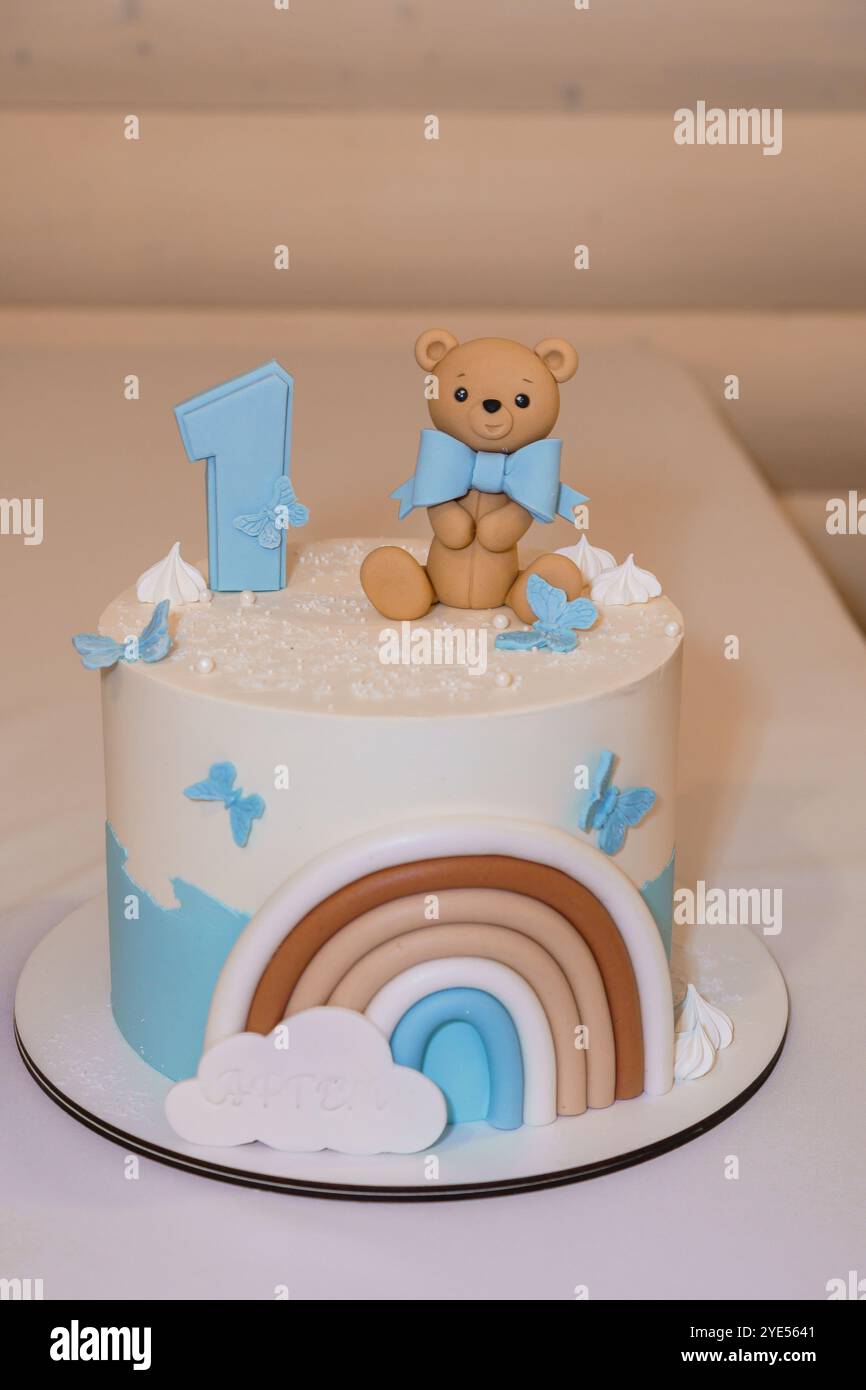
[
  {"xmin": 105, "ymin": 823, "xmax": 249, "ymax": 1081},
  {"xmin": 640, "ymin": 847, "xmax": 676, "ymax": 959}
]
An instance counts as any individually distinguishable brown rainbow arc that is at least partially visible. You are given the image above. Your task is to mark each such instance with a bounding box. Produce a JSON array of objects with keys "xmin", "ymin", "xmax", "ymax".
[{"xmin": 245, "ymin": 854, "xmax": 645, "ymax": 1102}]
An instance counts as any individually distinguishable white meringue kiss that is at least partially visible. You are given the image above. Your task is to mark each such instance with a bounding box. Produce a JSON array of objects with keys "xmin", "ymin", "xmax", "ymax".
[
  {"xmin": 555, "ymin": 534, "xmax": 617, "ymax": 583},
  {"xmin": 674, "ymin": 984, "xmax": 734, "ymax": 1082},
  {"xmin": 590, "ymin": 553, "xmax": 662, "ymax": 606},
  {"xmin": 136, "ymin": 542, "xmax": 208, "ymax": 606}
]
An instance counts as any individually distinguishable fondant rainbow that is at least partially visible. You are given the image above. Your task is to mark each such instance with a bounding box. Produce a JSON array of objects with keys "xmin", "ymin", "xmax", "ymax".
[{"xmin": 205, "ymin": 818, "xmax": 674, "ymax": 1126}]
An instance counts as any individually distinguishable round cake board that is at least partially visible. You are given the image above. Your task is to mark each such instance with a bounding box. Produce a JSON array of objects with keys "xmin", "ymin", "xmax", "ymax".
[{"xmin": 14, "ymin": 897, "xmax": 788, "ymax": 1201}]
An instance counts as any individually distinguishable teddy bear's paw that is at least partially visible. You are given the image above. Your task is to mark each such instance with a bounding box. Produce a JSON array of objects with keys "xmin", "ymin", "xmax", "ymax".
[{"xmin": 360, "ymin": 546, "xmax": 436, "ymax": 621}]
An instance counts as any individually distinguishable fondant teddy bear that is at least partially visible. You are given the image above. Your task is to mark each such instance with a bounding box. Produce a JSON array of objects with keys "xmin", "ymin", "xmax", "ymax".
[{"xmin": 361, "ymin": 330, "xmax": 586, "ymax": 624}]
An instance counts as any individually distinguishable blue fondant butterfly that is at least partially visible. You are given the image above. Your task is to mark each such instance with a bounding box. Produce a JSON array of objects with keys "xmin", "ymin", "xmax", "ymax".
[
  {"xmin": 72, "ymin": 599, "xmax": 172, "ymax": 670},
  {"xmin": 183, "ymin": 762, "xmax": 265, "ymax": 848},
  {"xmin": 233, "ymin": 476, "xmax": 309, "ymax": 549},
  {"xmin": 495, "ymin": 574, "xmax": 597, "ymax": 655},
  {"xmin": 580, "ymin": 749, "xmax": 656, "ymax": 856}
]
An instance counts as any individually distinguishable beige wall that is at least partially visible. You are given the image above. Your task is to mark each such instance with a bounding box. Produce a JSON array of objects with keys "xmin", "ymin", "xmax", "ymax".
[
  {"xmin": 3, "ymin": 111, "xmax": 864, "ymax": 313},
  {"xmin": 3, "ymin": 0, "xmax": 864, "ymax": 111},
  {"xmin": 3, "ymin": 109, "xmax": 864, "ymax": 496}
]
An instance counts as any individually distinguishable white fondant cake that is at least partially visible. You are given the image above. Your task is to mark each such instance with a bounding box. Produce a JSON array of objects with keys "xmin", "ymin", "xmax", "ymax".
[{"xmin": 94, "ymin": 535, "xmax": 688, "ymax": 1150}]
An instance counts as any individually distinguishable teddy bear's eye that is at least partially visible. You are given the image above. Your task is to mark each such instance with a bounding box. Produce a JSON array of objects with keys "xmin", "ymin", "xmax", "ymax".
[
  {"xmin": 514, "ymin": 393, "xmax": 530, "ymax": 409},
  {"xmin": 454, "ymin": 387, "xmax": 469, "ymax": 402}
]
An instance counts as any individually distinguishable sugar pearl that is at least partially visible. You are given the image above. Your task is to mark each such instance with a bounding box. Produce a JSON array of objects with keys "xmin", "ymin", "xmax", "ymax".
[
  {"xmin": 195, "ymin": 655, "xmax": 215, "ymax": 674},
  {"xmin": 664, "ymin": 621, "xmax": 681, "ymax": 638},
  {"xmin": 494, "ymin": 670, "xmax": 513, "ymax": 688},
  {"xmin": 492, "ymin": 613, "xmax": 510, "ymax": 630},
  {"xmin": 239, "ymin": 590, "xmax": 256, "ymax": 607}
]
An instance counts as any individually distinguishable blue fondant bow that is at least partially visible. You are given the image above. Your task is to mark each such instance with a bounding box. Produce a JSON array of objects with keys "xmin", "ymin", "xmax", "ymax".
[{"xmin": 391, "ymin": 430, "xmax": 588, "ymax": 524}]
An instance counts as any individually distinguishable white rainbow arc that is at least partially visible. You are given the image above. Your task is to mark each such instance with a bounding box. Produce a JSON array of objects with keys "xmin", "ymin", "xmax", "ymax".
[{"xmin": 367, "ymin": 957, "xmax": 558, "ymax": 1126}]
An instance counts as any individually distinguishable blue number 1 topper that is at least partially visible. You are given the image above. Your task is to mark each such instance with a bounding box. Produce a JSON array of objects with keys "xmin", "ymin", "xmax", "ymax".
[
  {"xmin": 174, "ymin": 361, "xmax": 307, "ymax": 594},
  {"xmin": 580, "ymin": 750, "xmax": 657, "ymax": 856}
]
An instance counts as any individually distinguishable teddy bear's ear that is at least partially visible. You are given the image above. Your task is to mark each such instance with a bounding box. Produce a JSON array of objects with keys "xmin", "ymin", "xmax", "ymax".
[
  {"xmin": 533, "ymin": 337, "xmax": 579, "ymax": 383},
  {"xmin": 415, "ymin": 329, "xmax": 459, "ymax": 371}
]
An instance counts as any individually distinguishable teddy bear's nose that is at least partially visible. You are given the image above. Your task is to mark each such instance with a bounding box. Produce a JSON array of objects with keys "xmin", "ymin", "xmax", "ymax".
[{"xmin": 482, "ymin": 399, "xmax": 502, "ymax": 414}]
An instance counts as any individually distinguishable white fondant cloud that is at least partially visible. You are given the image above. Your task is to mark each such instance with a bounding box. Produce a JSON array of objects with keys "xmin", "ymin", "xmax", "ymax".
[{"xmin": 165, "ymin": 1006, "xmax": 447, "ymax": 1154}]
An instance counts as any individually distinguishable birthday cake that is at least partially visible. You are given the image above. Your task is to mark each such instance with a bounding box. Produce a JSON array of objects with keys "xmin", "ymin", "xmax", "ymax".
[{"xmin": 71, "ymin": 336, "xmax": 732, "ymax": 1159}]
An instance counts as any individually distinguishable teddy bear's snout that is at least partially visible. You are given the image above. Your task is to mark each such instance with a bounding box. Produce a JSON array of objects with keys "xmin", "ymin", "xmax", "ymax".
[{"xmin": 468, "ymin": 397, "xmax": 514, "ymax": 441}]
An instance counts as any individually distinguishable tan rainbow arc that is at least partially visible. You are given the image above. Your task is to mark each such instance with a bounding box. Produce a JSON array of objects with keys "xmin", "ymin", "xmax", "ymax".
[
  {"xmin": 244, "ymin": 853, "xmax": 645, "ymax": 1101},
  {"xmin": 286, "ymin": 888, "xmax": 616, "ymax": 1110},
  {"xmin": 329, "ymin": 923, "xmax": 586, "ymax": 1115}
]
